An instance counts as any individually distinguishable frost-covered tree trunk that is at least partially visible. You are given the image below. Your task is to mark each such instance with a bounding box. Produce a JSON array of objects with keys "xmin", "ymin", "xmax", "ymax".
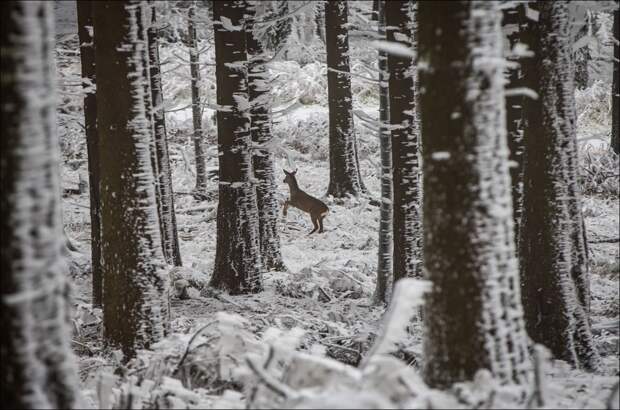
[
  {"xmin": 148, "ymin": 2, "xmax": 182, "ymax": 267},
  {"xmin": 210, "ymin": 0, "xmax": 263, "ymax": 294},
  {"xmin": 188, "ymin": 2, "xmax": 208, "ymax": 196},
  {"xmin": 0, "ymin": 2, "xmax": 81, "ymax": 407},
  {"xmin": 77, "ymin": 0, "xmax": 103, "ymax": 307},
  {"xmin": 325, "ymin": 0, "xmax": 366, "ymax": 198},
  {"xmin": 387, "ymin": 1, "xmax": 422, "ymax": 284},
  {"xmin": 93, "ymin": 1, "xmax": 169, "ymax": 359},
  {"xmin": 612, "ymin": 2, "xmax": 619, "ymax": 154},
  {"xmin": 419, "ymin": 1, "xmax": 531, "ymax": 388},
  {"xmin": 502, "ymin": 5, "xmax": 525, "ymax": 240},
  {"xmin": 246, "ymin": 3, "xmax": 285, "ymax": 272},
  {"xmin": 373, "ymin": 0, "xmax": 392, "ymax": 305},
  {"xmin": 519, "ymin": 1, "xmax": 600, "ymax": 371}
]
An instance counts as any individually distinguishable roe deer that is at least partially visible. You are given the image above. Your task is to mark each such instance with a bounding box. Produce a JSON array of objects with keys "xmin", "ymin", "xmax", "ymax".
[{"xmin": 283, "ymin": 169, "xmax": 329, "ymax": 234}]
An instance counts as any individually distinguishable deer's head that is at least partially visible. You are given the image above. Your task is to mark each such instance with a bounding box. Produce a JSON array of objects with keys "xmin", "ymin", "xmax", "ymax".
[{"xmin": 283, "ymin": 169, "xmax": 298, "ymax": 185}]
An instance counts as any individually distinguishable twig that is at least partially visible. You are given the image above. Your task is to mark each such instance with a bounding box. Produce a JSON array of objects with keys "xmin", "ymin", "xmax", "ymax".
[
  {"xmin": 247, "ymin": 346, "xmax": 276, "ymax": 409},
  {"xmin": 589, "ymin": 237, "xmax": 619, "ymax": 244},
  {"xmin": 245, "ymin": 356, "xmax": 298, "ymax": 400},
  {"xmin": 173, "ymin": 321, "xmax": 216, "ymax": 375},
  {"xmin": 321, "ymin": 342, "xmax": 361, "ymax": 359}
]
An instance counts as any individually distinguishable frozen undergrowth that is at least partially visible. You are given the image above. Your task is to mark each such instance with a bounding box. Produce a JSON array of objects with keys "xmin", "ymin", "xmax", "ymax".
[{"xmin": 56, "ymin": 35, "xmax": 619, "ymax": 409}]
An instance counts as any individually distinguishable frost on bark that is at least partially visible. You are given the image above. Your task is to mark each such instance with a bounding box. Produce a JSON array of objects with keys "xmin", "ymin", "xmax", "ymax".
[
  {"xmin": 210, "ymin": 0, "xmax": 263, "ymax": 294},
  {"xmin": 373, "ymin": 0, "xmax": 392, "ymax": 305},
  {"xmin": 502, "ymin": 4, "xmax": 525, "ymax": 240},
  {"xmin": 188, "ymin": 2, "xmax": 208, "ymax": 196},
  {"xmin": 325, "ymin": 0, "xmax": 366, "ymax": 198},
  {"xmin": 0, "ymin": 2, "xmax": 80, "ymax": 407},
  {"xmin": 246, "ymin": 3, "xmax": 285, "ymax": 272},
  {"xmin": 93, "ymin": 1, "xmax": 169, "ymax": 359},
  {"xmin": 386, "ymin": 1, "xmax": 422, "ymax": 284},
  {"xmin": 77, "ymin": 0, "xmax": 103, "ymax": 307},
  {"xmin": 148, "ymin": 2, "xmax": 182, "ymax": 266},
  {"xmin": 612, "ymin": 2, "xmax": 619, "ymax": 155},
  {"xmin": 419, "ymin": 1, "xmax": 531, "ymax": 388},
  {"xmin": 519, "ymin": 1, "xmax": 600, "ymax": 371}
]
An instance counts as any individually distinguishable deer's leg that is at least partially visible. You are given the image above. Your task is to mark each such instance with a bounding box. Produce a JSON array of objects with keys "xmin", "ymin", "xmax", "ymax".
[
  {"xmin": 283, "ymin": 200, "xmax": 289, "ymax": 217},
  {"xmin": 318, "ymin": 216, "xmax": 325, "ymax": 233},
  {"xmin": 309, "ymin": 217, "xmax": 318, "ymax": 235}
]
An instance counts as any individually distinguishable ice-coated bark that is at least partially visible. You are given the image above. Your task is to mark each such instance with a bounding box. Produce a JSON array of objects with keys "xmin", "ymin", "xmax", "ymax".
[
  {"xmin": 419, "ymin": 1, "xmax": 531, "ymax": 388},
  {"xmin": 386, "ymin": 0, "xmax": 422, "ymax": 283},
  {"xmin": 325, "ymin": 0, "xmax": 366, "ymax": 198},
  {"xmin": 519, "ymin": 0, "xmax": 600, "ymax": 371},
  {"xmin": 148, "ymin": 2, "xmax": 182, "ymax": 267},
  {"xmin": 76, "ymin": 0, "xmax": 103, "ymax": 307},
  {"xmin": 373, "ymin": 0, "xmax": 393, "ymax": 305},
  {"xmin": 612, "ymin": 2, "xmax": 619, "ymax": 154},
  {"xmin": 188, "ymin": 2, "xmax": 208, "ymax": 196},
  {"xmin": 246, "ymin": 2, "xmax": 285, "ymax": 272},
  {"xmin": 210, "ymin": 0, "xmax": 263, "ymax": 294},
  {"xmin": 93, "ymin": 1, "xmax": 169, "ymax": 359},
  {"xmin": 0, "ymin": 2, "xmax": 80, "ymax": 407}
]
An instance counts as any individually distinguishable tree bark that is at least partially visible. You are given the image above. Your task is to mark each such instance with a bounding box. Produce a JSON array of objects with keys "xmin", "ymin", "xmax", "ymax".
[
  {"xmin": 1, "ymin": 2, "xmax": 81, "ymax": 407},
  {"xmin": 189, "ymin": 2, "xmax": 209, "ymax": 195},
  {"xmin": 246, "ymin": 3, "xmax": 286, "ymax": 272},
  {"xmin": 612, "ymin": 1, "xmax": 619, "ymax": 154},
  {"xmin": 373, "ymin": 0, "xmax": 392, "ymax": 305},
  {"xmin": 519, "ymin": 1, "xmax": 600, "ymax": 371},
  {"xmin": 148, "ymin": 2, "xmax": 182, "ymax": 266},
  {"xmin": 419, "ymin": 0, "xmax": 531, "ymax": 388},
  {"xmin": 386, "ymin": 1, "xmax": 422, "ymax": 285},
  {"xmin": 210, "ymin": 0, "xmax": 263, "ymax": 294},
  {"xmin": 325, "ymin": 0, "xmax": 365, "ymax": 198},
  {"xmin": 77, "ymin": 0, "xmax": 103, "ymax": 307},
  {"xmin": 94, "ymin": 1, "xmax": 170, "ymax": 359}
]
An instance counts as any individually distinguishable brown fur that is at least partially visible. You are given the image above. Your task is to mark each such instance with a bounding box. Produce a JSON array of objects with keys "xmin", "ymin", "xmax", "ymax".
[{"xmin": 283, "ymin": 169, "xmax": 329, "ymax": 234}]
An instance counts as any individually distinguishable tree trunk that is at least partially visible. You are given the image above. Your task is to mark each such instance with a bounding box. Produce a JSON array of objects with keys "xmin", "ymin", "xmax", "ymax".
[
  {"xmin": 1, "ymin": 2, "xmax": 81, "ymax": 407},
  {"xmin": 325, "ymin": 0, "xmax": 365, "ymax": 198},
  {"xmin": 94, "ymin": 1, "xmax": 170, "ymax": 359},
  {"xmin": 77, "ymin": 0, "xmax": 103, "ymax": 307},
  {"xmin": 246, "ymin": 4, "xmax": 286, "ymax": 272},
  {"xmin": 519, "ymin": 1, "xmax": 600, "ymax": 371},
  {"xmin": 386, "ymin": 1, "xmax": 422, "ymax": 285},
  {"xmin": 419, "ymin": 0, "xmax": 531, "ymax": 388},
  {"xmin": 189, "ymin": 2, "xmax": 208, "ymax": 196},
  {"xmin": 148, "ymin": 2, "xmax": 182, "ymax": 266},
  {"xmin": 612, "ymin": 1, "xmax": 619, "ymax": 154},
  {"xmin": 210, "ymin": 0, "xmax": 262, "ymax": 294},
  {"xmin": 502, "ymin": 4, "xmax": 525, "ymax": 241},
  {"xmin": 373, "ymin": 0, "xmax": 392, "ymax": 305}
]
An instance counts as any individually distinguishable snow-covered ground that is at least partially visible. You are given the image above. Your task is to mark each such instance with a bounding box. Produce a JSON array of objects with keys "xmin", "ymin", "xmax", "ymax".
[{"xmin": 54, "ymin": 2, "xmax": 619, "ymax": 408}]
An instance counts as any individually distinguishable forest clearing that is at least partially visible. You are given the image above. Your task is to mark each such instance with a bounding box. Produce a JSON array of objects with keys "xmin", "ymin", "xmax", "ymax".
[{"xmin": 2, "ymin": 1, "xmax": 619, "ymax": 409}]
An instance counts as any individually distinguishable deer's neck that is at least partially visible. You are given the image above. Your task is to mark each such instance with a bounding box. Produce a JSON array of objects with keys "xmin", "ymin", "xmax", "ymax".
[{"xmin": 286, "ymin": 179, "xmax": 301, "ymax": 195}]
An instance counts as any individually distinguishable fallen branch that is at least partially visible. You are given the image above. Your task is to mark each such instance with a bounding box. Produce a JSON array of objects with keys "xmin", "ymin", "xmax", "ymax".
[{"xmin": 589, "ymin": 237, "xmax": 619, "ymax": 244}]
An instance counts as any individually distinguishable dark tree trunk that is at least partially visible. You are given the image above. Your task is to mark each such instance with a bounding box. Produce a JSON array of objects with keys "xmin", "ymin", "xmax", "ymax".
[
  {"xmin": 373, "ymin": 0, "xmax": 392, "ymax": 305},
  {"xmin": 148, "ymin": 2, "xmax": 182, "ymax": 266},
  {"xmin": 502, "ymin": 4, "xmax": 525, "ymax": 241},
  {"xmin": 189, "ymin": 2, "xmax": 208, "ymax": 195},
  {"xmin": 419, "ymin": 0, "xmax": 531, "ymax": 389},
  {"xmin": 1, "ymin": 2, "xmax": 81, "ymax": 407},
  {"xmin": 612, "ymin": 1, "xmax": 619, "ymax": 154},
  {"xmin": 519, "ymin": 0, "xmax": 600, "ymax": 371},
  {"xmin": 210, "ymin": 0, "xmax": 262, "ymax": 294},
  {"xmin": 386, "ymin": 1, "xmax": 422, "ymax": 284},
  {"xmin": 77, "ymin": 0, "xmax": 103, "ymax": 307},
  {"xmin": 94, "ymin": 1, "xmax": 169, "ymax": 359},
  {"xmin": 246, "ymin": 4, "xmax": 286, "ymax": 272},
  {"xmin": 325, "ymin": 0, "xmax": 365, "ymax": 198}
]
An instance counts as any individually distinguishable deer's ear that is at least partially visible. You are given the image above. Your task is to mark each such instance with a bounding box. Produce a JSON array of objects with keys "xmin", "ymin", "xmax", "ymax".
[
  {"xmin": 292, "ymin": 169, "xmax": 298, "ymax": 175},
  {"xmin": 283, "ymin": 169, "xmax": 289, "ymax": 175}
]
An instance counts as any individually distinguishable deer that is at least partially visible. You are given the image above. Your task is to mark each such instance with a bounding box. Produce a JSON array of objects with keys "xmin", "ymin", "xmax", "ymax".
[{"xmin": 282, "ymin": 169, "xmax": 329, "ymax": 234}]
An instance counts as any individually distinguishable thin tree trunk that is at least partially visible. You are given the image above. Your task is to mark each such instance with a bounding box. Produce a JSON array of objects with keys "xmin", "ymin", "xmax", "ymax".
[
  {"xmin": 612, "ymin": 1, "xmax": 619, "ymax": 154},
  {"xmin": 189, "ymin": 2, "xmax": 208, "ymax": 195},
  {"xmin": 148, "ymin": 2, "xmax": 182, "ymax": 266},
  {"xmin": 1, "ymin": 2, "xmax": 81, "ymax": 407},
  {"xmin": 325, "ymin": 0, "xmax": 365, "ymax": 198},
  {"xmin": 419, "ymin": 0, "xmax": 531, "ymax": 388},
  {"xmin": 210, "ymin": 0, "xmax": 263, "ymax": 294},
  {"xmin": 387, "ymin": 1, "xmax": 422, "ymax": 284},
  {"xmin": 246, "ymin": 3, "xmax": 285, "ymax": 272},
  {"xmin": 77, "ymin": 0, "xmax": 103, "ymax": 307},
  {"xmin": 94, "ymin": 1, "xmax": 169, "ymax": 359},
  {"xmin": 519, "ymin": 0, "xmax": 600, "ymax": 371},
  {"xmin": 373, "ymin": 0, "xmax": 392, "ymax": 305}
]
